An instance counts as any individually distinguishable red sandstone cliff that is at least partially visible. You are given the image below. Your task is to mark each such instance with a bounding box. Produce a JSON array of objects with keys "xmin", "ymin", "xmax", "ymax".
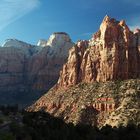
[
  {"xmin": 57, "ymin": 16, "xmax": 140, "ymax": 89},
  {"xmin": 28, "ymin": 16, "xmax": 140, "ymax": 127}
]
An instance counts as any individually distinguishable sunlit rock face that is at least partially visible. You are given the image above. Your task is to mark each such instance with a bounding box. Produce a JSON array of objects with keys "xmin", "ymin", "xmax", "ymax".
[
  {"xmin": 37, "ymin": 39, "xmax": 48, "ymax": 47},
  {"xmin": 57, "ymin": 16, "xmax": 140, "ymax": 89},
  {"xmin": 0, "ymin": 33, "xmax": 74, "ymax": 106}
]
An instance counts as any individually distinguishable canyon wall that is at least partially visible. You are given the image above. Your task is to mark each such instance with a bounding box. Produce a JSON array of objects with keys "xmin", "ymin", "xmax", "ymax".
[{"xmin": 57, "ymin": 16, "xmax": 140, "ymax": 89}]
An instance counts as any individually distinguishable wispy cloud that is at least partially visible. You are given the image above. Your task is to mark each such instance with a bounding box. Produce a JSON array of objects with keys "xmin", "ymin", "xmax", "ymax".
[
  {"xmin": 0, "ymin": 0, "xmax": 40, "ymax": 31},
  {"xmin": 123, "ymin": 0, "xmax": 140, "ymax": 6},
  {"xmin": 79, "ymin": 32, "xmax": 93, "ymax": 37},
  {"xmin": 129, "ymin": 25, "xmax": 140, "ymax": 31},
  {"xmin": 128, "ymin": 16, "xmax": 140, "ymax": 31}
]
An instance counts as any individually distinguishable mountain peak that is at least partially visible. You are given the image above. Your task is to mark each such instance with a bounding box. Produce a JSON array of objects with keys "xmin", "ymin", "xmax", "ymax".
[
  {"xmin": 103, "ymin": 15, "xmax": 111, "ymax": 22},
  {"xmin": 119, "ymin": 20, "xmax": 126, "ymax": 26},
  {"xmin": 37, "ymin": 39, "xmax": 48, "ymax": 47},
  {"xmin": 37, "ymin": 32, "xmax": 72, "ymax": 48},
  {"xmin": 101, "ymin": 15, "xmax": 118, "ymax": 27},
  {"xmin": 53, "ymin": 32, "xmax": 69, "ymax": 35},
  {"xmin": 2, "ymin": 39, "xmax": 32, "ymax": 48},
  {"xmin": 46, "ymin": 32, "xmax": 73, "ymax": 48}
]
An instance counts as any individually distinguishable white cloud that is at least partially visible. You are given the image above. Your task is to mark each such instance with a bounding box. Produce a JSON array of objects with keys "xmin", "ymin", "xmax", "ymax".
[{"xmin": 0, "ymin": 0, "xmax": 40, "ymax": 31}]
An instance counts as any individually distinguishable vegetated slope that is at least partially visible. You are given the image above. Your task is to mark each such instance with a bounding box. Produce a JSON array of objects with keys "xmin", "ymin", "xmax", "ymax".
[{"xmin": 28, "ymin": 79, "xmax": 140, "ymax": 127}]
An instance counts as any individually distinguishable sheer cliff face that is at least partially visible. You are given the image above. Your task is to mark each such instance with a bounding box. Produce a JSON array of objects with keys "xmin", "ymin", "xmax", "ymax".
[
  {"xmin": 0, "ymin": 33, "xmax": 74, "ymax": 105},
  {"xmin": 57, "ymin": 16, "xmax": 140, "ymax": 89}
]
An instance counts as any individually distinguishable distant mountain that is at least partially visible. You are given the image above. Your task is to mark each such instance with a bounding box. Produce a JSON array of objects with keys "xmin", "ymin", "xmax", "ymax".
[
  {"xmin": 28, "ymin": 16, "xmax": 140, "ymax": 127},
  {"xmin": 0, "ymin": 32, "xmax": 74, "ymax": 107}
]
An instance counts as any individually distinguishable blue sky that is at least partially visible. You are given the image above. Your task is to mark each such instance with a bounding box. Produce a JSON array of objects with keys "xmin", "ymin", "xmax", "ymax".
[{"xmin": 0, "ymin": 0, "xmax": 140, "ymax": 45}]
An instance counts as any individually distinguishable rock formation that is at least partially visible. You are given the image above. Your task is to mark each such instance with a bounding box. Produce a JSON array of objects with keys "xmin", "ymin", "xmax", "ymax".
[
  {"xmin": 28, "ymin": 16, "xmax": 140, "ymax": 127},
  {"xmin": 57, "ymin": 16, "xmax": 140, "ymax": 89},
  {"xmin": 0, "ymin": 39, "xmax": 33, "ymax": 94},
  {"xmin": 27, "ymin": 32, "xmax": 74, "ymax": 92},
  {"xmin": 0, "ymin": 33, "xmax": 74, "ymax": 106}
]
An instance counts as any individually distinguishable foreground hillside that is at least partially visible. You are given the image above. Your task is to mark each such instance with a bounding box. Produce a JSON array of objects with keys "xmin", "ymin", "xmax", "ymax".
[
  {"xmin": 28, "ymin": 79, "xmax": 140, "ymax": 127},
  {"xmin": 0, "ymin": 107, "xmax": 140, "ymax": 140}
]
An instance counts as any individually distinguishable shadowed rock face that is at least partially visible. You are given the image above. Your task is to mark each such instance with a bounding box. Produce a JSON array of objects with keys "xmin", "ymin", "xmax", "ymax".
[
  {"xmin": 57, "ymin": 16, "xmax": 140, "ymax": 89},
  {"xmin": 0, "ymin": 40, "xmax": 32, "ymax": 94},
  {"xmin": 0, "ymin": 33, "xmax": 74, "ymax": 106}
]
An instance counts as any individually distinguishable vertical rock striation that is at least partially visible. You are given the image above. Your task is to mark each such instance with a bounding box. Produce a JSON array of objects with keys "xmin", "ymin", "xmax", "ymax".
[{"xmin": 57, "ymin": 16, "xmax": 140, "ymax": 89}]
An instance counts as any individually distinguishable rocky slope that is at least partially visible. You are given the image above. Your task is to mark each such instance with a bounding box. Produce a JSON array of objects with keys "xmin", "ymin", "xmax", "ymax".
[
  {"xmin": 28, "ymin": 79, "xmax": 140, "ymax": 127},
  {"xmin": 28, "ymin": 16, "xmax": 140, "ymax": 127},
  {"xmin": 0, "ymin": 33, "xmax": 73, "ymax": 106}
]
